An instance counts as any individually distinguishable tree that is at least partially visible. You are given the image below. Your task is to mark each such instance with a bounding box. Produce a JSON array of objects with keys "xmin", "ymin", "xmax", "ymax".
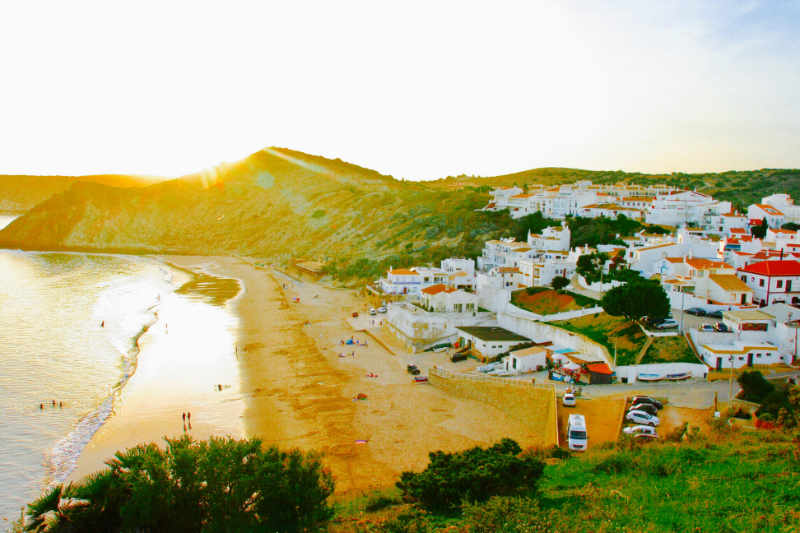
[
  {"xmin": 24, "ymin": 436, "xmax": 334, "ymax": 533},
  {"xmin": 576, "ymin": 252, "xmax": 609, "ymax": 283},
  {"xmin": 551, "ymin": 276, "xmax": 570, "ymax": 291},
  {"xmin": 397, "ymin": 439, "xmax": 545, "ymax": 512},
  {"xmin": 751, "ymin": 218, "xmax": 768, "ymax": 239},
  {"xmin": 738, "ymin": 371, "xmax": 774, "ymax": 403},
  {"xmin": 601, "ymin": 280, "xmax": 670, "ymax": 323},
  {"xmin": 783, "ymin": 222, "xmax": 800, "ymax": 231}
]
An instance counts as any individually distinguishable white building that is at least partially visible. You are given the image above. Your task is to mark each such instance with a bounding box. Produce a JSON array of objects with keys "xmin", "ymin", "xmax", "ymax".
[
  {"xmin": 737, "ymin": 260, "xmax": 800, "ymax": 306},
  {"xmin": 454, "ymin": 326, "xmax": 531, "ymax": 360},
  {"xmin": 420, "ymin": 284, "xmax": 478, "ymax": 314},
  {"xmin": 503, "ymin": 346, "xmax": 550, "ymax": 374},
  {"xmin": 527, "ymin": 223, "xmax": 570, "ymax": 252},
  {"xmin": 747, "ymin": 204, "xmax": 785, "ymax": 228}
]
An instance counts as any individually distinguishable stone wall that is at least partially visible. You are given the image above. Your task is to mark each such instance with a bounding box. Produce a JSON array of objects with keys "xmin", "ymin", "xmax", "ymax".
[{"xmin": 429, "ymin": 368, "xmax": 559, "ymax": 448}]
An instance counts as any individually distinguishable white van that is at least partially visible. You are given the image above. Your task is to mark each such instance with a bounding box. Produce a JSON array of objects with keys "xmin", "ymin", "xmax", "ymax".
[{"xmin": 567, "ymin": 414, "xmax": 588, "ymax": 451}]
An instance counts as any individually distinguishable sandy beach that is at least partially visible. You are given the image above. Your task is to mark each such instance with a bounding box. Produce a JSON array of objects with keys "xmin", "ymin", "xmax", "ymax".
[{"xmin": 72, "ymin": 256, "xmax": 546, "ymax": 495}]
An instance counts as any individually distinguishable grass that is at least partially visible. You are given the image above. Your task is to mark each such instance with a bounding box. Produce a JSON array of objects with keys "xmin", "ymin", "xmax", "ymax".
[
  {"xmin": 330, "ymin": 429, "xmax": 800, "ymax": 532},
  {"xmin": 641, "ymin": 335, "xmax": 699, "ymax": 364},
  {"xmin": 552, "ymin": 313, "xmax": 647, "ymax": 366}
]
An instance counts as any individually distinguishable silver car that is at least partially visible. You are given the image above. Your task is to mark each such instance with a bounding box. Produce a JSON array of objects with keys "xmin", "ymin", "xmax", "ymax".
[
  {"xmin": 623, "ymin": 424, "xmax": 658, "ymax": 438},
  {"xmin": 625, "ymin": 410, "xmax": 660, "ymax": 426}
]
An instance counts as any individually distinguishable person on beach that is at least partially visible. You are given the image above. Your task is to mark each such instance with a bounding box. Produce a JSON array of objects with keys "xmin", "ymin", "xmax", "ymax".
[
  {"xmin": 52, "ymin": 400, "xmax": 56, "ymax": 407},
  {"xmin": 39, "ymin": 403, "xmax": 43, "ymax": 410},
  {"xmin": 59, "ymin": 401, "xmax": 63, "ymax": 408},
  {"xmin": 182, "ymin": 412, "xmax": 186, "ymax": 423},
  {"xmin": 100, "ymin": 320, "xmax": 104, "ymax": 328}
]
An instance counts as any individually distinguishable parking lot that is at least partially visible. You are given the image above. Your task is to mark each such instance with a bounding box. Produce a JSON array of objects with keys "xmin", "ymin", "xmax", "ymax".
[{"xmin": 557, "ymin": 396, "xmax": 626, "ymax": 449}]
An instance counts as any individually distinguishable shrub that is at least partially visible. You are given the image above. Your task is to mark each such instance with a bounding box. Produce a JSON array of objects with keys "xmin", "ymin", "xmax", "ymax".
[
  {"xmin": 738, "ymin": 371, "xmax": 774, "ymax": 402},
  {"xmin": 311, "ymin": 209, "xmax": 326, "ymax": 218},
  {"xmin": 396, "ymin": 439, "xmax": 545, "ymax": 512},
  {"xmin": 364, "ymin": 494, "xmax": 401, "ymax": 512},
  {"xmin": 462, "ymin": 496, "xmax": 554, "ymax": 532},
  {"xmin": 23, "ymin": 436, "xmax": 334, "ymax": 533},
  {"xmin": 551, "ymin": 276, "xmax": 570, "ymax": 291}
]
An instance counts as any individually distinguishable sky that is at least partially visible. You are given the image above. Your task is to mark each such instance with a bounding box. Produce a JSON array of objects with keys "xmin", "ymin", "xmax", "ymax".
[{"xmin": 0, "ymin": 1, "xmax": 798, "ymax": 180}]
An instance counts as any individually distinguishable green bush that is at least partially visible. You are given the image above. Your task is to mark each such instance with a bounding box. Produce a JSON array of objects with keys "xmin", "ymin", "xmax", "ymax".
[
  {"xmin": 23, "ymin": 435, "xmax": 334, "ymax": 533},
  {"xmin": 311, "ymin": 209, "xmax": 326, "ymax": 218},
  {"xmin": 396, "ymin": 439, "xmax": 545, "ymax": 512},
  {"xmin": 461, "ymin": 496, "xmax": 554, "ymax": 532}
]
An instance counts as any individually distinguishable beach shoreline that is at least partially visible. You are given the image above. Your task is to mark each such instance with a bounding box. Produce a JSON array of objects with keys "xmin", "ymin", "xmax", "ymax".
[{"xmin": 69, "ymin": 255, "xmax": 552, "ymax": 495}]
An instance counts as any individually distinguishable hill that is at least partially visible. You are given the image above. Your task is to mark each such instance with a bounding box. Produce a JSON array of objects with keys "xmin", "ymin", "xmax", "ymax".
[
  {"xmin": 0, "ymin": 173, "xmax": 162, "ymax": 213},
  {"xmin": 1, "ymin": 148, "xmax": 799, "ymax": 281},
  {"xmin": 332, "ymin": 427, "xmax": 800, "ymax": 532}
]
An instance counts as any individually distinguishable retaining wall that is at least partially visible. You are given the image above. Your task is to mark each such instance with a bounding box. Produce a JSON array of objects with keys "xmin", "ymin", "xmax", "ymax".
[
  {"xmin": 429, "ymin": 368, "xmax": 559, "ymax": 448},
  {"xmin": 497, "ymin": 311, "xmax": 613, "ymax": 367}
]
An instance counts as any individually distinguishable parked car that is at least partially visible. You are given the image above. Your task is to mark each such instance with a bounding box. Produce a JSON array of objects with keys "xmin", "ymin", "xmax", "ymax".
[
  {"xmin": 406, "ymin": 363, "xmax": 421, "ymax": 375},
  {"xmin": 654, "ymin": 319, "xmax": 679, "ymax": 330},
  {"xmin": 629, "ymin": 403, "xmax": 659, "ymax": 416},
  {"xmin": 685, "ymin": 307, "xmax": 707, "ymax": 316},
  {"xmin": 378, "ymin": 306, "xmax": 387, "ymax": 313},
  {"xmin": 369, "ymin": 308, "xmax": 377, "ymax": 316},
  {"xmin": 706, "ymin": 310, "xmax": 724, "ymax": 319},
  {"xmin": 351, "ymin": 312, "xmax": 359, "ymax": 318},
  {"xmin": 567, "ymin": 414, "xmax": 588, "ymax": 451},
  {"xmin": 623, "ymin": 425, "xmax": 658, "ymax": 439},
  {"xmin": 630, "ymin": 396, "xmax": 663, "ymax": 409},
  {"xmin": 714, "ymin": 322, "xmax": 730, "ymax": 332},
  {"xmin": 699, "ymin": 324, "xmax": 715, "ymax": 332},
  {"xmin": 626, "ymin": 410, "xmax": 660, "ymax": 426},
  {"xmin": 562, "ymin": 392, "xmax": 576, "ymax": 407}
]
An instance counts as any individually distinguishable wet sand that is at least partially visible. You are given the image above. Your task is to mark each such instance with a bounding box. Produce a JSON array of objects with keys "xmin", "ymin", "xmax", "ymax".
[{"xmin": 72, "ymin": 256, "xmax": 547, "ymax": 495}]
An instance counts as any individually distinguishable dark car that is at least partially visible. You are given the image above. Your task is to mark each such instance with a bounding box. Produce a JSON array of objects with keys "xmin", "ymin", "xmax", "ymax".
[
  {"xmin": 714, "ymin": 322, "xmax": 730, "ymax": 332},
  {"xmin": 406, "ymin": 363, "xmax": 421, "ymax": 375},
  {"xmin": 707, "ymin": 310, "xmax": 724, "ymax": 319},
  {"xmin": 629, "ymin": 403, "xmax": 659, "ymax": 416},
  {"xmin": 630, "ymin": 396, "xmax": 663, "ymax": 409},
  {"xmin": 685, "ymin": 307, "xmax": 707, "ymax": 316}
]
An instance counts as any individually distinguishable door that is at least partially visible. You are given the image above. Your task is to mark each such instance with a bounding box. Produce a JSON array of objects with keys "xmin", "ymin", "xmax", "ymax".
[
  {"xmin": 747, "ymin": 353, "xmax": 753, "ymax": 367},
  {"xmin": 787, "ymin": 280, "xmax": 792, "ymax": 292},
  {"xmin": 716, "ymin": 357, "xmax": 722, "ymax": 371}
]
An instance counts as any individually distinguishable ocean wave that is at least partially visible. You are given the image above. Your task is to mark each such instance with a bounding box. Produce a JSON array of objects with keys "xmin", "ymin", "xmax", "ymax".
[{"xmin": 47, "ymin": 267, "xmax": 178, "ymax": 484}]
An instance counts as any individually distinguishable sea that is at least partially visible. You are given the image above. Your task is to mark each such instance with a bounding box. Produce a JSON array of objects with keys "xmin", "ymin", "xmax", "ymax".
[{"xmin": 0, "ymin": 213, "xmax": 241, "ymax": 523}]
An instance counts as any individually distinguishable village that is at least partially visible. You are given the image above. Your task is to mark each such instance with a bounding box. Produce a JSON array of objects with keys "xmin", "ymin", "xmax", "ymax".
[{"xmin": 353, "ymin": 181, "xmax": 800, "ymax": 448}]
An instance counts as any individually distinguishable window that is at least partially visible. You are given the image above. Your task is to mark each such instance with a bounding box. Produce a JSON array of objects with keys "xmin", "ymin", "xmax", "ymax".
[
  {"xmin": 756, "ymin": 353, "xmax": 761, "ymax": 358},
  {"xmin": 778, "ymin": 280, "xmax": 783, "ymax": 288},
  {"xmin": 760, "ymin": 279, "xmax": 765, "ymax": 287}
]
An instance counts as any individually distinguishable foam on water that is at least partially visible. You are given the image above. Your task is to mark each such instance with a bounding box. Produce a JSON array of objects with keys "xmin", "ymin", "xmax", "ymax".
[{"xmin": 46, "ymin": 265, "xmax": 180, "ymax": 483}]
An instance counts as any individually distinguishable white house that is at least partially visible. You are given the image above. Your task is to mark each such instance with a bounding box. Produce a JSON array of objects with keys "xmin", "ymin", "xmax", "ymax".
[
  {"xmin": 694, "ymin": 274, "xmax": 753, "ymax": 307},
  {"xmin": 420, "ymin": 284, "xmax": 478, "ymax": 314},
  {"xmin": 737, "ymin": 260, "xmax": 800, "ymax": 306},
  {"xmin": 759, "ymin": 193, "xmax": 800, "ymax": 223},
  {"xmin": 747, "ymin": 204, "xmax": 785, "ymax": 228},
  {"xmin": 503, "ymin": 346, "xmax": 550, "ymax": 374},
  {"xmin": 454, "ymin": 326, "xmax": 531, "ymax": 360},
  {"xmin": 527, "ymin": 223, "xmax": 571, "ymax": 252},
  {"xmin": 380, "ymin": 268, "xmax": 422, "ymax": 295}
]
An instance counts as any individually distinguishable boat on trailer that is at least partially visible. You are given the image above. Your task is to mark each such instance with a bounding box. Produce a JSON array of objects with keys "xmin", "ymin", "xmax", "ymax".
[
  {"xmin": 637, "ymin": 373, "xmax": 664, "ymax": 382},
  {"xmin": 666, "ymin": 372, "xmax": 691, "ymax": 381}
]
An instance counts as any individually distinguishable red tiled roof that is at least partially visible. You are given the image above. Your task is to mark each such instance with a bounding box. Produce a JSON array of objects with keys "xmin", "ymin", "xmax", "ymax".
[
  {"xmin": 739, "ymin": 260, "xmax": 800, "ymax": 277},
  {"xmin": 755, "ymin": 204, "xmax": 784, "ymax": 216},
  {"xmin": 730, "ymin": 228, "xmax": 747, "ymax": 234},
  {"xmin": 585, "ymin": 362, "xmax": 613, "ymax": 375},
  {"xmin": 421, "ymin": 283, "xmax": 456, "ymax": 295}
]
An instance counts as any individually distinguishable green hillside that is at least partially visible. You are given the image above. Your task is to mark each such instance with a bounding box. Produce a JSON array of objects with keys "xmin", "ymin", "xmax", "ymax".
[
  {"xmin": 332, "ymin": 428, "xmax": 800, "ymax": 532},
  {"xmin": 1, "ymin": 148, "xmax": 799, "ymax": 281}
]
